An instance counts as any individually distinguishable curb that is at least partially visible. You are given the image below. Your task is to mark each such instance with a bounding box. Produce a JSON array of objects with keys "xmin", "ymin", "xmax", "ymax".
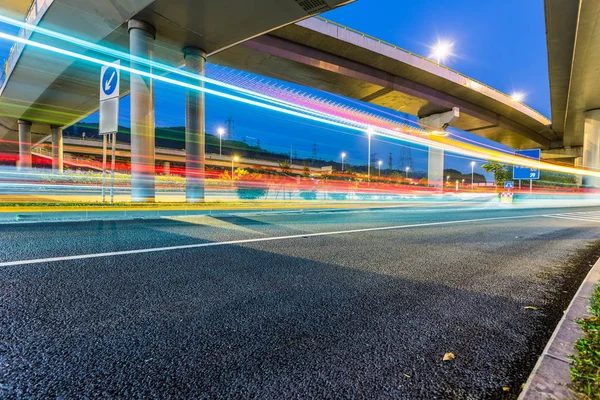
[{"xmin": 519, "ymin": 256, "xmax": 600, "ymax": 399}]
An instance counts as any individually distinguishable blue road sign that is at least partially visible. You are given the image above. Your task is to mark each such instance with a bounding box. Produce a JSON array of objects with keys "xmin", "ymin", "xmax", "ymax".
[
  {"xmin": 99, "ymin": 61, "xmax": 120, "ymax": 134},
  {"xmin": 504, "ymin": 181, "xmax": 514, "ymax": 189},
  {"xmin": 102, "ymin": 66, "xmax": 118, "ymax": 97},
  {"xmin": 513, "ymin": 149, "xmax": 541, "ymax": 180}
]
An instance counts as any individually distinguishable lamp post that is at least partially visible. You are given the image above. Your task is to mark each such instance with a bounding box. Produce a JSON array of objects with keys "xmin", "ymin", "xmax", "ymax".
[
  {"xmin": 217, "ymin": 127, "xmax": 224, "ymax": 156},
  {"xmin": 430, "ymin": 40, "xmax": 454, "ymax": 64},
  {"xmin": 378, "ymin": 160, "xmax": 382, "ymax": 176},
  {"xmin": 341, "ymin": 152, "xmax": 346, "ymax": 172},
  {"xmin": 511, "ymin": 92, "xmax": 525, "ymax": 102},
  {"xmin": 470, "ymin": 161, "xmax": 475, "ymax": 190},
  {"xmin": 231, "ymin": 155, "xmax": 238, "ymax": 179},
  {"xmin": 406, "ymin": 166, "xmax": 410, "ymax": 179},
  {"xmin": 447, "ymin": 175, "xmax": 450, "ymax": 185}
]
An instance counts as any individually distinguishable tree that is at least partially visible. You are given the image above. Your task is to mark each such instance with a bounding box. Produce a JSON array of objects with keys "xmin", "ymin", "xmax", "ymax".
[
  {"xmin": 539, "ymin": 170, "xmax": 577, "ymax": 186},
  {"xmin": 278, "ymin": 160, "xmax": 291, "ymax": 174},
  {"xmin": 302, "ymin": 159, "xmax": 311, "ymax": 177},
  {"xmin": 481, "ymin": 162, "xmax": 511, "ymax": 188}
]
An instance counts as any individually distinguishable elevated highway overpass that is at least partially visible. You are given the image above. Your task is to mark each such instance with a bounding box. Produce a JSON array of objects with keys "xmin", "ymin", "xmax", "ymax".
[
  {"xmin": 545, "ymin": 0, "xmax": 600, "ymax": 184},
  {"xmin": 32, "ymin": 137, "xmax": 334, "ymax": 176},
  {"xmin": 0, "ymin": 0, "xmax": 578, "ymax": 200},
  {"xmin": 0, "ymin": 0, "xmax": 352, "ymax": 201},
  {"xmin": 221, "ymin": 17, "xmax": 557, "ymax": 151}
]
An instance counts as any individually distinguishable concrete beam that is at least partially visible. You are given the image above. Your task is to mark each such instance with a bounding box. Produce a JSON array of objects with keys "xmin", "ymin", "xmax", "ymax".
[{"xmin": 541, "ymin": 146, "xmax": 583, "ymax": 160}]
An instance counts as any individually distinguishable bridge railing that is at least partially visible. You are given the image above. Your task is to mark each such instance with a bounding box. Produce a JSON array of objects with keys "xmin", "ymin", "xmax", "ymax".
[
  {"xmin": 0, "ymin": 0, "xmax": 54, "ymax": 91},
  {"xmin": 313, "ymin": 16, "xmax": 551, "ymax": 125}
]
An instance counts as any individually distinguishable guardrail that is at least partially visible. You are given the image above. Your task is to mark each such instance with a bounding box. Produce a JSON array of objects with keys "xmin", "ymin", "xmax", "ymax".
[
  {"xmin": 313, "ymin": 16, "xmax": 551, "ymax": 124},
  {"xmin": 0, "ymin": 0, "xmax": 53, "ymax": 90}
]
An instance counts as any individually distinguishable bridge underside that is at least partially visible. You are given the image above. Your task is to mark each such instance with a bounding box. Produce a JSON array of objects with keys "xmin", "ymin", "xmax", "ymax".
[
  {"xmin": 214, "ymin": 18, "xmax": 558, "ymax": 153},
  {"xmin": 0, "ymin": 0, "xmax": 353, "ymax": 153}
]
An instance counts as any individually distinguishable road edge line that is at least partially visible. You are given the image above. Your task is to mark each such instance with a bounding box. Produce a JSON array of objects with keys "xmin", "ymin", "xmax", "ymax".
[{"xmin": 518, "ymin": 255, "xmax": 600, "ymax": 399}]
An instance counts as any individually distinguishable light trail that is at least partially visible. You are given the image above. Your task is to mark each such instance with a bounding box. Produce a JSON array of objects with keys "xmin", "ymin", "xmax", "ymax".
[{"xmin": 0, "ymin": 20, "xmax": 598, "ymax": 178}]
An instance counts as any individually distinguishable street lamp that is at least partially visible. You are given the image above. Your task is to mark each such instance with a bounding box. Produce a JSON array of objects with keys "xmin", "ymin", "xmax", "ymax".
[
  {"xmin": 430, "ymin": 40, "xmax": 454, "ymax": 64},
  {"xmin": 405, "ymin": 166, "xmax": 410, "ymax": 179},
  {"xmin": 366, "ymin": 128, "xmax": 374, "ymax": 182},
  {"xmin": 378, "ymin": 160, "xmax": 382, "ymax": 176},
  {"xmin": 217, "ymin": 127, "xmax": 225, "ymax": 156},
  {"xmin": 447, "ymin": 175, "xmax": 450, "ymax": 185},
  {"xmin": 470, "ymin": 161, "xmax": 475, "ymax": 190},
  {"xmin": 341, "ymin": 152, "xmax": 346, "ymax": 172},
  {"xmin": 231, "ymin": 155, "xmax": 239, "ymax": 179},
  {"xmin": 511, "ymin": 92, "xmax": 525, "ymax": 102}
]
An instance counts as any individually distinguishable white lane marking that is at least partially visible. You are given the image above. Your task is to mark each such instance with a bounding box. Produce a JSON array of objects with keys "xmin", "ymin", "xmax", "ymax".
[
  {"xmin": 544, "ymin": 215, "xmax": 600, "ymax": 223},
  {"xmin": 556, "ymin": 211, "xmax": 600, "ymax": 216},
  {"xmin": 0, "ymin": 213, "xmax": 553, "ymax": 268},
  {"xmin": 554, "ymin": 211, "xmax": 600, "ymax": 218}
]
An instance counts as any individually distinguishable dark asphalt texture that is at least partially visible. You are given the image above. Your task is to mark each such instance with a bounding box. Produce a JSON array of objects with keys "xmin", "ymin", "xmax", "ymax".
[{"xmin": 1, "ymin": 205, "xmax": 600, "ymax": 399}]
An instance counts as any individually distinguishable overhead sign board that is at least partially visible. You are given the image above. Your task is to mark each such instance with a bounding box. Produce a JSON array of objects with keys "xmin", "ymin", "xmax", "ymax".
[
  {"xmin": 513, "ymin": 149, "xmax": 541, "ymax": 180},
  {"xmin": 99, "ymin": 60, "xmax": 120, "ymax": 135}
]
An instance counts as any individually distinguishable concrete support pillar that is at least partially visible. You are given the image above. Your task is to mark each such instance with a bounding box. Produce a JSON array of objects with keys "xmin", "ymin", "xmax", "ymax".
[
  {"xmin": 574, "ymin": 157, "xmax": 583, "ymax": 187},
  {"xmin": 163, "ymin": 161, "xmax": 170, "ymax": 175},
  {"xmin": 427, "ymin": 147, "xmax": 444, "ymax": 188},
  {"xmin": 17, "ymin": 119, "xmax": 32, "ymax": 170},
  {"xmin": 128, "ymin": 19, "xmax": 156, "ymax": 202},
  {"xmin": 418, "ymin": 107, "xmax": 459, "ymax": 188},
  {"xmin": 50, "ymin": 125, "xmax": 63, "ymax": 172},
  {"xmin": 583, "ymin": 110, "xmax": 600, "ymax": 187},
  {"xmin": 183, "ymin": 47, "xmax": 206, "ymax": 203}
]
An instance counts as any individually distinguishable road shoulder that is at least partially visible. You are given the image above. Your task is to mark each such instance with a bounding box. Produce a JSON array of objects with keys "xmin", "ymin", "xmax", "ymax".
[{"xmin": 519, "ymin": 255, "xmax": 600, "ymax": 399}]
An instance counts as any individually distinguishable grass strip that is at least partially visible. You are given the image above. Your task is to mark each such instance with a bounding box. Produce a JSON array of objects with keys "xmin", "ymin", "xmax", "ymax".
[{"xmin": 571, "ymin": 284, "xmax": 600, "ymax": 399}]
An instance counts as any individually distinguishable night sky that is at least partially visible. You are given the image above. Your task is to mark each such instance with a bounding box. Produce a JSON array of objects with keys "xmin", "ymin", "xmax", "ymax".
[{"xmin": 2, "ymin": 0, "xmax": 550, "ymax": 176}]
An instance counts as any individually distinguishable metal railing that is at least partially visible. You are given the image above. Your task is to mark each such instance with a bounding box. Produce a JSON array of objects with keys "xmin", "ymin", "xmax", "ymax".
[
  {"xmin": 313, "ymin": 16, "xmax": 551, "ymax": 124},
  {"xmin": 0, "ymin": 0, "xmax": 53, "ymax": 89}
]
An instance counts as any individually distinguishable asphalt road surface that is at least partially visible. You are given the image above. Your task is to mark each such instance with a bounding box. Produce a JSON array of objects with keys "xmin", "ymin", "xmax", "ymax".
[{"xmin": 2, "ymin": 204, "xmax": 600, "ymax": 399}]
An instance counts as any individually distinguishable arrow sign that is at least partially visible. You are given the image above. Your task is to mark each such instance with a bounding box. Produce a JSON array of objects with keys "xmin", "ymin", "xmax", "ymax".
[
  {"xmin": 104, "ymin": 70, "xmax": 116, "ymax": 93},
  {"xmin": 100, "ymin": 61, "xmax": 120, "ymax": 101}
]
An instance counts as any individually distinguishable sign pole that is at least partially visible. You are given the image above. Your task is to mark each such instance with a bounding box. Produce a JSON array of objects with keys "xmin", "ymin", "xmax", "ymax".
[
  {"xmin": 101, "ymin": 134, "xmax": 107, "ymax": 202},
  {"xmin": 99, "ymin": 60, "xmax": 120, "ymax": 202},
  {"xmin": 519, "ymin": 179, "xmax": 521, "ymax": 190},
  {"xmin": 110, "ymin": 132, "xmax": 116, "ymax": 204},
  {"xmin": 530, "ymin": 179, "xmax": 532, "ymax": 193}
]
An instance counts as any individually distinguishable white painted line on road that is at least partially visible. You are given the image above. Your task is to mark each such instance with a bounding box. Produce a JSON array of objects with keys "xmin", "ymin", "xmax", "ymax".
[
  {"xmin": 544, "ymin": 215, "xmax": 600, "ymax": 223},
  {"xmin": 556, "ymin": 212, "xmax": 600, "ymax": 217},
  {"xmin": 0, "ymin": 213, "xmax": 553, "ymax": 268}
]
